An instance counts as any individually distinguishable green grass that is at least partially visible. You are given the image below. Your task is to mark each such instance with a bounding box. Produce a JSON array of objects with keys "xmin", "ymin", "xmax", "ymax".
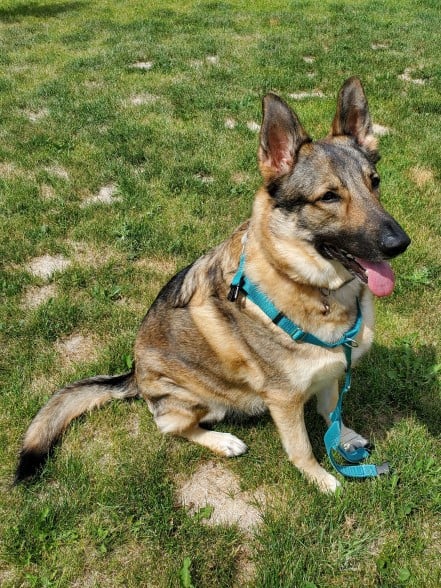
[{"xmin": 1, "ymin": 1, "xmax": 440, "ymax": 586}]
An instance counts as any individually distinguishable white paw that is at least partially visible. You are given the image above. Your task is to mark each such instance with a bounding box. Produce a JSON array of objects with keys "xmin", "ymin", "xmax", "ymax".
[
  {"xmin": 213, "ymin": 432, "xmax": 248, "ymax": 457},
  {"xmin": 341, "ymin": 425, "xmax": 370, "ymax": 453},
  {"xmin": 317, "ymin": 471, "xmax": 341, "ymax": 494}
]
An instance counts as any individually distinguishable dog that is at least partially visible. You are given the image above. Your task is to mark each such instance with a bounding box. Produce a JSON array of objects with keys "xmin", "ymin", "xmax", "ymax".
[{"xmin": 16, "ymin": 77, "xmax": 410, "ymax": 492}]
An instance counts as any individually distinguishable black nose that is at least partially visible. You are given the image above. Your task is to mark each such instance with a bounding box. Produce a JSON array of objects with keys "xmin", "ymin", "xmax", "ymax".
[{"xmin": 380, "ymin": 220, "xmax": 411, "ymax": 258}]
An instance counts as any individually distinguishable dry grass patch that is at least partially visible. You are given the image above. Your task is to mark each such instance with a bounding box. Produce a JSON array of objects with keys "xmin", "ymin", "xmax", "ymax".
[
  {"xmin": 25, "ymin": 108, "xmax": 49, "ymax": 123},
  {"xmin": 54, "ymin": 332, "xmax": 99, "ymax": 367},
  {"xmin": 80, "ymin": 183, "xmax": 121, "ymax": 207},
  {"xmin": 134, "ymin": 255, "xmax": 177, "ymax": 276},
  {"xmin": 372, "ymin": 123, "xmax": 390, "ymax": 136},
  {"xmin": 224, "ymin": 117, "xmax": 237, "ymax": 129},
  {"xmin": 43, "ymin": 165, "xmax": 70, "ymax": 180},
  {"xmin": 246, "ymin": 121, "xmax": 260, "ymax": 132},
  {"xmin": 26, "ymin": 254, "xmax": 71, "ymax": 280},
  {"xmin": 231, "ymin": 171, "xmax": 251, "ymax": 184},
  {"xmin": 0, "ymin": 161, "xmax": 17, "ymax": 178},
  {"xmin": 130, "ymin": 61, "xmax": 154, "ymax": 70},
  {"xmin": 176, "ymin": 461, "xmax": 266, "ymax": 532},
  {"xmin": 68, "ymin": 240, "xmax": 122, "ymax": 268},
  {"xmin": 22, "ymin": 283, "xmax": 57, "ymax": 309},
  {"xmin": 288, "ymin": 90, "xmax": 325, "ymax": 100},
  {"xmin": 126, "ymin": 93, "xmax": 159, "ymax": 106},
  {"xmin": 408, "ymin": 166, "xmax": 435, "ymax": 187},
  {"xmin": 39, "ymin": 183, "xmax": 57, "ymax": 200},
  {"xmin": 398, "ymin": 68, "xmax": 426, "ymax": 85}
]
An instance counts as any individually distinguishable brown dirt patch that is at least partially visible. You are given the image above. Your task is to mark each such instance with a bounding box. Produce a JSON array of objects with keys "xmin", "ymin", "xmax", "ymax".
[{"xmin": 177, "ymin": 461, "xmax": 266, "ymax": 532}]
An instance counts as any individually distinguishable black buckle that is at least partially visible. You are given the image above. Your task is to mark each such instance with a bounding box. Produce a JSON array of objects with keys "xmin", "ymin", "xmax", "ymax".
[{"xmin": 227, "ymin": 284, "xmax": 240, "ymax": 302}]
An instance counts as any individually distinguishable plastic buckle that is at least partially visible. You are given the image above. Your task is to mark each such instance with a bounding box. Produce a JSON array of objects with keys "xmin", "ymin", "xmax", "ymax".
[
  {"xmin": 292, "ymin": 328, "xmax": 306, "ymax": 341},
  {"xmin": 227, "ymin": 284, "xmax": 240, "ymax": 302},
  {"xmin": 376, "ymin": 462, "xmax": 390, "ymax": 475}
]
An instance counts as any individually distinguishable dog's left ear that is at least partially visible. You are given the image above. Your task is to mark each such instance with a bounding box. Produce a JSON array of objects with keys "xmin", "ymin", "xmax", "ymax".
[
  {"xmin": 331, "ymin": 77, "xmax": 378, "ymax": 158},
  {"xmin": 259, "ymin": 93, "xmax": 311, "ymax": 183}
]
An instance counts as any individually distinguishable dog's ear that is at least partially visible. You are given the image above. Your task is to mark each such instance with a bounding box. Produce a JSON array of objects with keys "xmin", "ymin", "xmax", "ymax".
[
  {"xmin": 331, "ymin": 77, "xmax": 378, "ymax": 158},
  {"xmin": 259, "ymin": 93, "xmax": 311, "ymax": 182}
]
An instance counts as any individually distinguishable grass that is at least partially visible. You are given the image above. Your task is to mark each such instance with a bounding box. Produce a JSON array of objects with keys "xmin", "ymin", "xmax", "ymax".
[{"xmin": 0, "ymin": 0, "xmax": 440, "ymax": 586}]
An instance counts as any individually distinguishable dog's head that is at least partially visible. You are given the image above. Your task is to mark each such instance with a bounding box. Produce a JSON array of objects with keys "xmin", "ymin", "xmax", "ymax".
[{"xmin": 257, "ymin": 77, "xmax": 410, "ymax": 295}]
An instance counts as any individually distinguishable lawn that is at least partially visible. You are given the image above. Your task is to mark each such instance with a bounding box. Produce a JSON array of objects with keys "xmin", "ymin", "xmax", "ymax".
[{"xmin": 0, "ymin": 0, "xmax": 440, "ymax": 586}]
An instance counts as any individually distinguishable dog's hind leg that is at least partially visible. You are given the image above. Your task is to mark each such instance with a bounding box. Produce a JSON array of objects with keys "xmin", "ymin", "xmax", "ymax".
[
  {"xmin": 316, "ymin": 382, "xmax": 370, "ymax": 452},
  {"xmin": 139, "ymin": 378, "xmax": 248, "ymax": 457},
  {"xmin": 181, "ymin": 426, "xmax": 248, "ymax": 457}
]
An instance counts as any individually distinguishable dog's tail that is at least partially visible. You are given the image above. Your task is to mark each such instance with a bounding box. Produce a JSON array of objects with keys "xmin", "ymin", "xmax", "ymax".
[{"xmin": 15, "ymin": 370, "xmax": 138, "ymax": 483}]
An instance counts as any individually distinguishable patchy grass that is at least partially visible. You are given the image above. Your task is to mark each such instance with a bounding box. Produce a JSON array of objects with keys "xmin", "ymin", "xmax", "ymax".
[{"xmin": 0, "ymin": 1, "xmax": 440, "ymax": 586}]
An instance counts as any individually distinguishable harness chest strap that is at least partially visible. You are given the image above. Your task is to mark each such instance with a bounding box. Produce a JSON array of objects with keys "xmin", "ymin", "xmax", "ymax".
[{"xmin": 228, "ymin": 254, "xmax": 389, "ymax": 479}]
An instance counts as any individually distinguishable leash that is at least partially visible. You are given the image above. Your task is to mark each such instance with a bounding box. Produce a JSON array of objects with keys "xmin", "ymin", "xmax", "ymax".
[{"xmin": 228, "ymin": 254, "xmax": 389, "ymax": 479}]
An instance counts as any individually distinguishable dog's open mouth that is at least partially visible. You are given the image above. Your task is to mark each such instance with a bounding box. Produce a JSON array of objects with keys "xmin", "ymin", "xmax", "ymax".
[{"xmin": 320, "ymin": 244, "xmax": 395, "ymax": 297}]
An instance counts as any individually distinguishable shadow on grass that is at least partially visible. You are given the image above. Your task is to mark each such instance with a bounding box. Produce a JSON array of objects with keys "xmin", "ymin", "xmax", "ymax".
[
  {"xmin": 304, "ymin": 341, "xmax": 440, "ymax": 463},
  {"xmin": 0, "ymin": 1, "xmax": 86, "ymax": 21}
]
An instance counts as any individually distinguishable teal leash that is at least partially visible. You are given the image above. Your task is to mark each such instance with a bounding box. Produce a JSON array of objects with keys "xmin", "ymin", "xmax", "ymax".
[{"xmin": 228, "ymin": 254, "xmax": 389, "ymax": 479}]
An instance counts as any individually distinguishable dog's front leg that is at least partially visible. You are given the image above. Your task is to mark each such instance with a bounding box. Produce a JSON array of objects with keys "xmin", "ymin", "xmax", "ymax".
[
  {"xmin": 266, "ymin": 392, "xmax": 340, "ymax": 493},
  {"xmin": 316, "ymin": 382, "xmax": 370, "ymax": 452}
]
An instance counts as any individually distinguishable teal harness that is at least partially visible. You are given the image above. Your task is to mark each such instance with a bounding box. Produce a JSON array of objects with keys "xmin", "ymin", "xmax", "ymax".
[{"xmin": 228, "ymin": 254, "xmax": 389, "ymax": 479}]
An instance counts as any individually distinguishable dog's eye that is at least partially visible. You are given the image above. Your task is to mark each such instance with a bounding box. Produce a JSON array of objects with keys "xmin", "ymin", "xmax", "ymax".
[
  {"xmin": 320, "ymin": 191, "xmax": 340, "ymax": 203},
  {"xmin": 371, "ymin": 175, "xmax": 380, "ymax": 190}
]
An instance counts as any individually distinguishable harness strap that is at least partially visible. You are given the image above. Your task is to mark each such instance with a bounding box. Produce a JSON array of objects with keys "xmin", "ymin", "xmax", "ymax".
[{"xmin": 228, "ymin": 254, "xmax": 389, "ymax": 480}]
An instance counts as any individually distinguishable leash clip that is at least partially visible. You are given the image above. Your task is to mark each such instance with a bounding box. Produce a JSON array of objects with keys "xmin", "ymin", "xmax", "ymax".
[
  {"xmin": 344, "ymin": 338, "xmax": 359, "ymax": 348},
  {"xmin": 376, "ymin": 462, "xmax": 390, "ymax": 475}
]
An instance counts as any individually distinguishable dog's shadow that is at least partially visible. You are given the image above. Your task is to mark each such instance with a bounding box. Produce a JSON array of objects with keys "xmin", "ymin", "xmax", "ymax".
[{"xmin": 305, "ymin": 341, "xmax": 440, "ymax": 461}]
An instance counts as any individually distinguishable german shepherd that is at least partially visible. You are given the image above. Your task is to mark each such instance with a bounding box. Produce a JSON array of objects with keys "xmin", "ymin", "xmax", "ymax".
[{"xmin": 16, "ymin": 77, "xmax": 410, "ymax": 492}]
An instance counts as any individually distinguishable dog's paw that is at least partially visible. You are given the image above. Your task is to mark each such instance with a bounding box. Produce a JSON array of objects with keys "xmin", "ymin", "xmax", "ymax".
[
  {"xmin": 316, "ymin": 471, "xmax": 341, "ymax": 494},
  {"xmin": 211, "ymin": 432, "xmax": 248, "ymax": 457},
  {"xmin": 340, "ymin": 425, "xmax": 370, "ymax": 453},
  {"xmin": 302, "ymin": 464, "xmax": 341, "ymax": 493}
]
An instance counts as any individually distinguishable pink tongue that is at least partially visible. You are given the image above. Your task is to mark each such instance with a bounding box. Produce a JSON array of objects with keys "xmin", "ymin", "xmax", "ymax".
[{"xmin": 356, "ymin": 259, "xmax": 395, "ymax": 297}]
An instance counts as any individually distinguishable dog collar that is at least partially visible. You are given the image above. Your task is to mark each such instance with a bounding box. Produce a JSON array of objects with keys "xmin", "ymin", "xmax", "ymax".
[{"xmin": 228, "ymin": 254, "xmax": 389, "ymax": 480}]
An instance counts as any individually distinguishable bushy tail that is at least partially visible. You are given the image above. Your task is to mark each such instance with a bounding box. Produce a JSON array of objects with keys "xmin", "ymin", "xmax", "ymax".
[{"xmin": 15, "ymin": 371, "xmax": 138, "ymax": 483}]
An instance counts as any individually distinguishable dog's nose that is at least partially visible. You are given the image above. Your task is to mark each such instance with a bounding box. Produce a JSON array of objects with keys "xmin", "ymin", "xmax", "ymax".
[{"xmin": 380, "ymin": 220, "xmax": 411, "ymax": 257}]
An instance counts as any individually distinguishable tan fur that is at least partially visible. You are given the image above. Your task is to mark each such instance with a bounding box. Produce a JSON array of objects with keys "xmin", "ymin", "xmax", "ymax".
[{"xmin": 17, "ymin": 78, "xmax": 409, "ymax": 493}]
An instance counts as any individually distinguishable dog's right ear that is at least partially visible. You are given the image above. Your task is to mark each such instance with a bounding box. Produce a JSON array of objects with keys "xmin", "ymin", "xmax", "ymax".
[{"xmin": 258, "ymin": 93, "xmax": 311, "ymax": 183}]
